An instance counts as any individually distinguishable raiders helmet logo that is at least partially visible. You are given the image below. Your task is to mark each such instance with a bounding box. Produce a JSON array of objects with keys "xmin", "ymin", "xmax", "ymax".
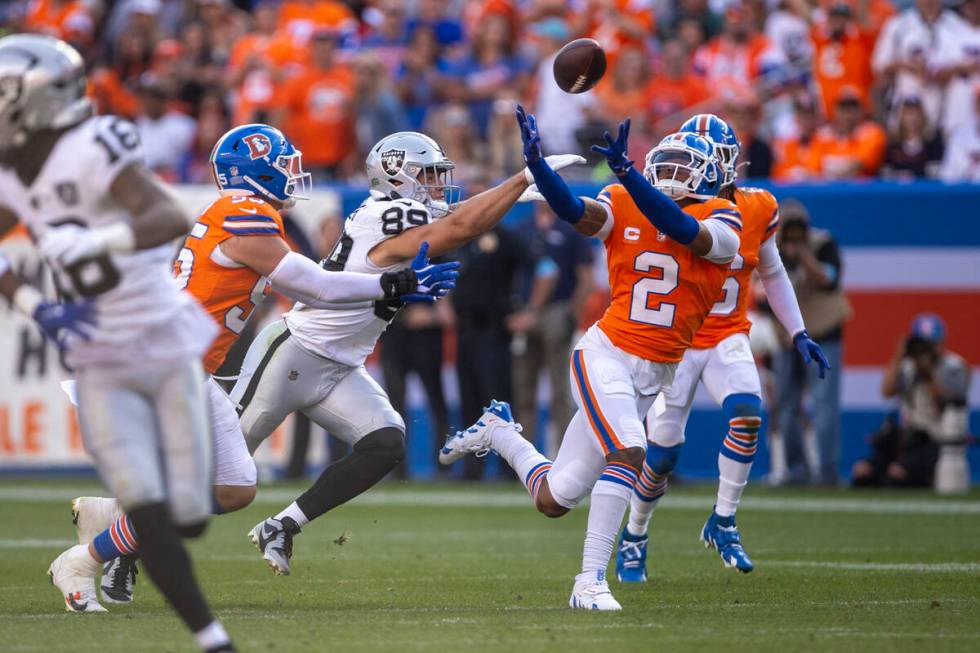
[
  {"xmin": 242, "ymin": 133, "xmax": 272, "ymax": 160},
  {"xmin": 380, "ymin": 149, "xmax": 405, "ymax": 176}
]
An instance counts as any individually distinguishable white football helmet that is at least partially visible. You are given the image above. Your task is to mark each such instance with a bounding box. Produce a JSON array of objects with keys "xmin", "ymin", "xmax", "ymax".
[
  {"xmin": 643, "ymin": 132, "xmax": 722, "ymax": 201},
  {"xmin": 0, "ymin": 34, "xmax": 92, "ymax": 151},
  {"xmin": 366, "ymin": 131, "xmax": 461, "ymax": 218}
]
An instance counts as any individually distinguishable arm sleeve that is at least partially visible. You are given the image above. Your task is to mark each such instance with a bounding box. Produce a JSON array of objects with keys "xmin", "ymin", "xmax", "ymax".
[
  {"xmin": 526, "ymin": 158, "xmax": 585, "ymax": 224},
  {"xmin": 757, "ymin": 236, "xmax": 806, "ymax": 337},
  {"xmin": 619, "ymin": 167, "xmax": 700, "ymax": 244},
  {"xmin": 700, "ymin": 218, "xmax": 739, "ymax": 264},
  {"xmin": 267, "ymin": 251, "xmax": 386, "ymax": 307}
]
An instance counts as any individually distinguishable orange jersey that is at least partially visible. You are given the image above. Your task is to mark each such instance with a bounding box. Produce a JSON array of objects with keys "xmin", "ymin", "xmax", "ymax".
[
  {"xmin": 174, "ymin": 195, "xmax": 285, "ymax": 373},
  {"xmin": 692, "ymin": 187, "xmax": 779, "ymax": 349},
  {"xmin": 596, "ymin": 185, "xmax": 740, "ymax": 363}
]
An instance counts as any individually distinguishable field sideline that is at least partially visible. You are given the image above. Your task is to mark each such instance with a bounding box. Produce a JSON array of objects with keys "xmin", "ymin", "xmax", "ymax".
[{"xmin": 1, "ymin": 478, "xmax": 978, "ymax": 652}]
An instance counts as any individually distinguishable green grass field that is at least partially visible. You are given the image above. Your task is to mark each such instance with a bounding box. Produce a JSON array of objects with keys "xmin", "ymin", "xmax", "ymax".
[{"xmin": 1, "ymin": 478, "xmax": 978, "ymax": 652}]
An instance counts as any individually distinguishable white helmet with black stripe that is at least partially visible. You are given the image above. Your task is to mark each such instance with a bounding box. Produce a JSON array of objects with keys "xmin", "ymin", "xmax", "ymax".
[
  {"xmin": 0, "ymin": 34, "xmax": 92, "ymax": 152},
  {"xmin": 365, "ymin": 131, "xmax": 462, "ymax": 218}
]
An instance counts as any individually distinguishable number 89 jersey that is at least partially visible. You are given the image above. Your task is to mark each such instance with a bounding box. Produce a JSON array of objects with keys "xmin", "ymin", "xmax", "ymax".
[
  {"xmin": 284, "ymin": 196, "xmax": 432, "ymax": 367},
  {"xmin": 174, "ymin": 194, "xmax": 284, "ymax": 374},
  {"xmin": 595, "ymin": 184, "xmax": 740, "ymax": 364}
]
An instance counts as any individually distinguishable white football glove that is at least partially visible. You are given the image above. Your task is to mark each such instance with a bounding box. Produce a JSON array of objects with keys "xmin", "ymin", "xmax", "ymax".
[
  {"xmin": 522, "ymin": 154, "xmax": 587, "ymax": 185},
  {"xmin": 39, "ymin": 222, "xmax": 135, "ymax": 267},
  {"xmin": 518, "ymin": 184, "xmax": 546, "ymax": 203}
]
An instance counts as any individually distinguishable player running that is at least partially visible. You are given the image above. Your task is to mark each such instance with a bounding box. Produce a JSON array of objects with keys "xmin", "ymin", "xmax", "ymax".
[
  {"xmin": 439, "ymin": 107, "xmax": 741, "ymax": 610},
  {"xmin": 54, "ymin": 123, "xmax": 458, "ymax": 609},
  {"xmin": 0, "ymin": 34, "xmax": 235, "ymax": 651},
  {"xmin": 614, "ymin": 114, "xmax": 830, "ymax": 580},
  {"xmin": 239, "ymin": 131, "xmax": 584, "ymax": 576}
]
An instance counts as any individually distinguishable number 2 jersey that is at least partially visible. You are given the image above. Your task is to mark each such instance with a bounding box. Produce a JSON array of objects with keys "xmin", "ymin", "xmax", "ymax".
[
  {"xmin": 0, "ymin": 115, "xmax": 215, "ymax": 367},
  {"xmin": 594, "ymin": 184, "xmax": 742, "ymax": 364},
  {"xmin": 284, "ymin": 196, "xmax": 432, "ymax": 367},
  {"xmin": 174, "ymin": 194, "xmax": 284, "ymax": 373},
  {"xmin": 691, "ymin": 186, "xmax": 779, "ymax": 349}
]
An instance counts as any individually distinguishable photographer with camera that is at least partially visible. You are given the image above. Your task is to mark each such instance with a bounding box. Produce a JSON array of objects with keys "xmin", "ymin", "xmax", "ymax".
[{"xmin": 852, "ymin": 314, "xmax": 971, "ymax": 489}]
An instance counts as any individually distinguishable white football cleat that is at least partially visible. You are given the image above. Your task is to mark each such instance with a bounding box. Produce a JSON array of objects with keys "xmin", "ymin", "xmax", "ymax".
[
  {"xmin": 569, "ymin": 570, "xmax": 622, "ymax": 611},
  {"xmin": 48, "ymin": 544, "xmax": 107, "ymax": 613},
  {"xmin": 72, "ymin": 497, "xmax": 121, "ymax": 545},
  {"xmin": 439, "ymin": 400, "xmax": 520, "ymax": 465}
]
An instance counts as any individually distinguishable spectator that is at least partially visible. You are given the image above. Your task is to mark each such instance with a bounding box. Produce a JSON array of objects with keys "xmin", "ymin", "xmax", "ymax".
[
  {"xmin": 353, "ymin": 51, "xmax": 408, "ymax": 159},
  {"xmin": 772, "ymin": 91, "xmax": 822, "ymax": 181},
  {"xmin": 773, "ymin": 200, "xmax": 850, "ymax": 486},
  {"xmin": 645, "ymin": 37, "xmax": 712, "ymax": 137},
  {"xmin": 853, "ymin": 314, "xmax": 970, "ymax": 488},
  {"xmin": 512, "ymin": 202, "xmax": 595, "ymax": 456},
  {"xmin": 227, "ymin": 3, "xmax": 292, "ymax": 125},
  {"xmin": 573, "ymin": 0, "xmax": 656, "ymax": 66},
  {"xmin": 806, "ymin": 86, "xmax": 887, "ymax": 178},
  {"xmin": 360, "ymin": 0, "xmax": 409, "ymax": 76},
  {"xmin": 881, "ymin": 96, "xmax": 944, "ymax": 179},
  {"xmin": 531, "ymin": 17, "xmax": 597, "ymax": 157},
  {"xmin": 663, "ymin": 0, "xmax": 724, "ymax": 44},
  {"xmin": 427, "ymin": 103, "xmax": 488, "ymax": 182},
  {"xmin": 810, "ymin": 3, "xmax": 875, "ymax": 119},
  {"xmin": 23, "ymin": 0, "xmax": 95, "ymax": 48},
  {"xmin": 725, "ymin": 92, "xmax": 773, "ymax": 178},
  {"xmin": 937, "ymin": 0, "xmax": 980, "ymax": 138},
  {"xmin": 693, "ymin": 1, "xmax": 783, "ymax": 93},
  {"xmin": 180, "ymin": 106, "xmax": 228, "ymax": 183},
  {"xmin": 595, "ymin": 44, "xmax": 651, "ymax": 127},
  {"xmin": 872, "ymin": 0, "xmax": 967, "ymax": 133},
  {"xmin": 277, "ymin": 0, "xmax": 358, "ymax": 49},
  {"xmin": 135, "ymin": 78, "xmax": 196, "ymax": 182},
  {"xmin": 441, "ymin": 11, "xmax": 528, "ymax": 139},
  {"xmin": 275, "ymin": 28, "xmax": 355, "ymax": 180},
  {"xmin": 940, "ymin": 83, "xmax": 980, "ymax": 181},
  {"xmin": 765, "ymin": 0, "xmax": 812, "ymax": 67},
  {"xmin": 395, "ymin": 25, "xmax": 444, "ymax": 131},
  {"xmin": 406, "ymin": 0, "xmax": 464, "ymax": 48}
]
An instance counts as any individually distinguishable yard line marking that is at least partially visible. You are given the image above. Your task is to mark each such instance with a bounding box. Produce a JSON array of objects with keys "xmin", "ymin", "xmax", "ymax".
[
  {"xmin": 0, "ymin": 538, "xmax": 73, "ymax": 549},
  {"xmin": 768, "ymin": 560, "xmax": 980, "ymax": 573},
  {"xmin": 1, "ymin": 487, "xmax": 979, "ymax": 515}
]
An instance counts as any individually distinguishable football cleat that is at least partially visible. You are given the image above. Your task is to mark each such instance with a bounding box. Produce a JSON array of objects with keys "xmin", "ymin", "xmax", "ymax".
[
  {"xmin": 615, "ymin": 528, "xmax": 648, "ymax": 583},
  {"xmin": 700, "ymin": 509, "xmax": 754, "ymax": 573},
  {"xmin": 48, "ymin": 544, "xmax": 107, "ymax": 613},
  {"xmin": 72, "ymin": 496, "xmax": 121, "ymax": 545},
  {"xmin": 249, "ymin": 516, "xmax": 301, "ymax": 576},
  {"xmin": 100, "ymin": 554, "xmax": 138, "ymax": 604},
  {"xmin": 439, "ymin": 400, "xmax": 520, "ymax": 465},
  {"xmin": 569, "ymin": 570, "xmax": 622, "ymax": 611}
]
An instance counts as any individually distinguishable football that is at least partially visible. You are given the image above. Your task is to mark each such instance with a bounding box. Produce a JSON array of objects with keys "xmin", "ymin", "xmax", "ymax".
[{"xmin": 552, "ymin": 38, "xmax": 607, "ymax": 93}]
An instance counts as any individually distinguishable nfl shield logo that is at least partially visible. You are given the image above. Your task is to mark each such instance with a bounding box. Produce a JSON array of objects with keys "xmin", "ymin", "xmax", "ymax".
[{"xmin": 380, "ymin": 149, "xmax": 405, "ymax": 176}]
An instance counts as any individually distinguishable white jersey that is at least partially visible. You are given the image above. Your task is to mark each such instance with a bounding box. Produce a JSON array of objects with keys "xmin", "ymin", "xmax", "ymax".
[
  {"xmin": 284, "ymin": 195, "xmax": 433, "ymax": 367},
  {"xmin": 0, "ymin": 115, "xmax": 215, "ymax": 366}
]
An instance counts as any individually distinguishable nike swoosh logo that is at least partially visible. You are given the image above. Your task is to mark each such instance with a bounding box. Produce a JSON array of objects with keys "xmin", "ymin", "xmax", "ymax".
[
  {"xmin": 258, "ymin": 523, "xmax": 278, "ymax": 549},
  {"xmin": 239, "ymin": 208, "xmax": 258, "ymax": 215}
]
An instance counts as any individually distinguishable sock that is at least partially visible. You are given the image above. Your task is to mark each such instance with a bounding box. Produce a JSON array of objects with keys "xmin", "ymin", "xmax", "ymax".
[
  {"xmin": 128, "ymin": 503, "xmax": 214, "ymax": 633},
  {"xmin": 275, "ymin": 502, "xmax": 310, "ymax": 528},
  {"xmin": 582, "ymin": 462, "xmax": 638, "ymax": 574},
  {"xmin": 91, "ymin": 515, "xmax": 139, "ymax": 562},
  {"xmin": 195, "ymin": 621, "xmax": 231, "ymax": 651},
  {"xmin": 295, "ymin": 427, "xmax": 404, "ymax": 523},
  {"xmin": 488, "ymin": 422, "xmax": 552, "ymax": 500},
  {"xmin": 627, "ymin": 443, "xmax": 682, "ymax": 537},
  {"xmin": 716, "ymin": 394, "xmax": 762, "ymax": 518}
]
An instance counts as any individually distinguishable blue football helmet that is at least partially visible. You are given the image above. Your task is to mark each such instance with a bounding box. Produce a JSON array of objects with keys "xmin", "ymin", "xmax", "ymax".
[
  {"xmin": 210, "ymin": 124, "xmax": 312, "ymax": 206},
  {"xmin": 643, "ymin": 132, "xmax": 722, "ymax": 201},
  {"xmin": 679, "ymin": 114, "xmax": 740, "ymax": 186}
]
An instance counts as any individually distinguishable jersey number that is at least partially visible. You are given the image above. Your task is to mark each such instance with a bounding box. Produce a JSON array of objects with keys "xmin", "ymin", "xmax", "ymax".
[
  {"xmin": 93, "ymin": 118, "xmax": 140, "ymax": 164},
  {"xmin": 381, "ymin": 205, "xmax": 429, "ymax": 236},
  {"xmin": 629, "ymin": 252, "xmax": 678, "ymax": 328},
  {"xmin": 49, "ymin": 218, "xmax": 121, "ymax": 299},
  {"xmin": 709, "ymin": 254, "xmax": 744, "ymax": 316},
  {"xmin": 175, "ymin": 247, "xmax": 266, "ymax": 334}
]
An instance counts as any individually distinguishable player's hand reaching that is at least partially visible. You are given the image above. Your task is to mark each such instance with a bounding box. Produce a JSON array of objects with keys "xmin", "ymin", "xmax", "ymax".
[
  {"xmin": 591, "ymin": 118, "xmax": 634, "ymax": 177},
  {"xmin": 394, "ymin": 241, "xmax": 460, "ymax": 303},
  {"xmin": 794, "ymin": 330, "xmax": 831, "ymax": 379},
  {"xmin": 33, "ymin": 298, "xmax": 96, "ymax": 349},
  {"xmin": 516, "ymin": 104, "xmax": 542, "ymax": 165}
]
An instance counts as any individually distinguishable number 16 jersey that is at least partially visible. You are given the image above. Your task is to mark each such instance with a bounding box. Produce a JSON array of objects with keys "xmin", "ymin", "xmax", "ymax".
[
  {"xmin": 284, "ymin": 195, "xmax": 433, "ymax": 367},
  {"xmin": 595, "ymin": 184, "xmax": 741, "ymax": 364}
]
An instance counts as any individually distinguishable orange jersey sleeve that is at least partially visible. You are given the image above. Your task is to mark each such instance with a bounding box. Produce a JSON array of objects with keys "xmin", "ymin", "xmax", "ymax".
[
  {"xmin": 174, "ymin": 195, "xmax": 285, "ymax": 373},
  {"xmin": 692, "ymin": 187, "xmax": 778, "ymax": 349},
  {"xmin": 595, "ymin": 185, "xmax": 737, "ymax": 363}
]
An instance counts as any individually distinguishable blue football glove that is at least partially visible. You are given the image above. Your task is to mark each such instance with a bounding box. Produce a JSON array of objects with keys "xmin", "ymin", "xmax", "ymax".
[
  {"xmin": 516, "ymin": 104, "xmax": 543, "ymax": 165},
  {"xmin": 401, "ymin": 242, "xmax": 460, "ymax": 303},
  {"xmin": 591, "ymin": 118, "xmax": 634, "ymax": 176},
  {"xmin": 33, "ymin": 299, "xmax": 96, "ymax": 348},
  {"xmin": 794, "ymin": 330, "xmax": 831, "ymax": 379}
]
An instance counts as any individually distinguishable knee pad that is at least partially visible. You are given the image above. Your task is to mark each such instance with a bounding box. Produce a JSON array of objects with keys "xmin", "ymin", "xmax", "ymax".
[
  {"xmin": 355, "ymin": 427, "xmax": 406, "ymax": 464},
  {"xmin": 721, "ymin": 393, "xmax": 762, "ymax": 463},
  {"xmin": 645, "ymin": 443, "xmax": 682, "ymax": 476},
  {"xmin": 176, "ymin": 521, "xmax": 208, "ymax": 539}
]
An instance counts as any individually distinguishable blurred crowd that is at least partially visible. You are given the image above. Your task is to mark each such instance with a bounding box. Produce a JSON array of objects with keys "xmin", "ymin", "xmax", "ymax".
[{"xmin": 6, "ymin": 0, "xmax": 980, "ymax": 185}]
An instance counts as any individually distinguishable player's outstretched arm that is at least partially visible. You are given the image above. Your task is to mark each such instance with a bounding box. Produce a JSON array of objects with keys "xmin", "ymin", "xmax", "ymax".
[{"xmin": 592, "ymin": 120, "xmax": 737, "ymax": 261}]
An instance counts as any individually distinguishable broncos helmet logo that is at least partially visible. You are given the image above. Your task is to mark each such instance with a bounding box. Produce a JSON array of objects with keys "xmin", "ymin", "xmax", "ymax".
[{"xmin": 243, "ymin": 133, "xmax": 272, "ymax": 160}]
